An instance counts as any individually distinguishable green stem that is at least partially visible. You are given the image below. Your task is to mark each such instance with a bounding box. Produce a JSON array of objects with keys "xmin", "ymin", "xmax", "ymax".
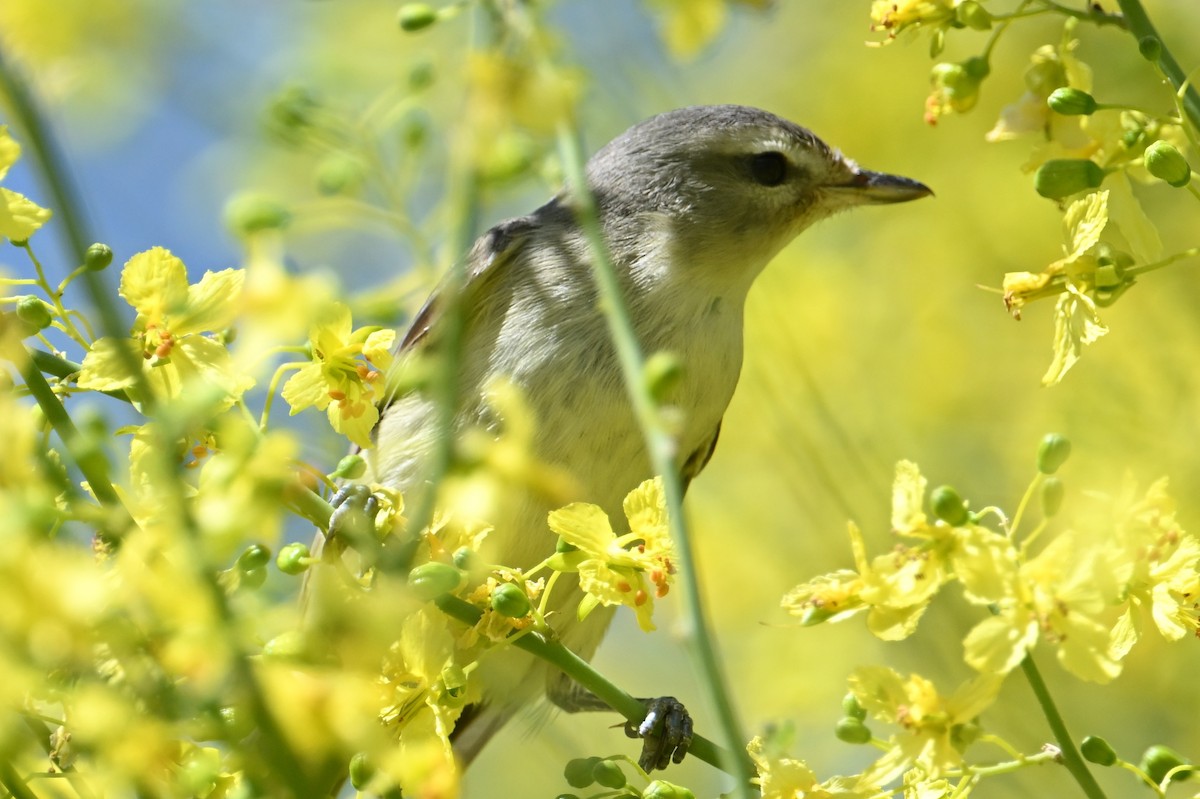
[
  {"xmin": 556, "ymin": 125, "xmax": 755, "ymax": 794},
  {"xmin": 1019, "ymin": 654, "xmax": 1108, "ymax": 799},
  {"xmin": 143, "ymin": 414, "xmax": 311, "ymax": 798},
  {"xmin": 0, "ymin": 760, "xmax": 38, "ymax": 799},
  {"xmin": 18, "ymin": 347, "xmax": 129, "ymax": 541},
  {"xmin": 28, "ymin": 348, "xmax": 131, "ymax": 403},
  {"xmin": 0, "ymin": 46, "xmax": 154, "ymax": 410},
  {"xmin": 1114, "ymin": 0, "xmax": 1200, "ymax": 135},
  {"xmin": 1041, "ymin": 0, "xmax": 1128, "ymax": 29},
  {"xmin": 434, "ymin": 595, "xmax": 737, "ymax": 773}
]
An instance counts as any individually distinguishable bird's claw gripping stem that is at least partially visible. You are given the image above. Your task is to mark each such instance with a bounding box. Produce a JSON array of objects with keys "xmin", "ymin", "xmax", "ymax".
[{"xmin": 625, "ymin": 696, "xmax": 693, "ymax": 772}]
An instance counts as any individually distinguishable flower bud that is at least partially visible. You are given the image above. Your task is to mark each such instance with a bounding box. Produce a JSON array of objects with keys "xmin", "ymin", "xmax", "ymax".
[
  {"xmin": 276, "ymin": 542, "xmax": 311, "ymax": 575},
  {"xmin": 1034, "ymin": 159, "xmax": 1105, "ymax": 199},
  {"xmin": 563, "ymin": 757, "xmax": 600, "ymax": 789},
  {"xmin": 643, "ymin": 781, "xmax": 696, "ymax": 799},
  {"xmin": 1036, "ymin": 433, "xmax": 1071, "ymax": 474},
  {"xmin": 835, "ymin": 717, "xmax": 872, "ymax": 744},
  {"xmin": 955, "ymin": 1, "xmax": 992, "ymax": 30},
  {"xmin": 262, "ymin": 630, "xmax": 306, "ymax": 660},
  {"xmin": 397, "ymin": 3, "xmax": 438, "ymax": 32},
  {"xmin": 842, "ymin": 692, "xmax": 867, "ymax": 721},
  {"xmin": 316, "ymin": 153, "xmax": 366, "ymax": 196},
  {"xmin": 1144, "ymin": 141, "xmax": 1192, "ymax": 188},
  {"xmin": 1081, "ymin": 735, "xmax": 1118, "ymax": 767},
  {"xmin": 349, "ymin": 752, "xmax": 375, "ymax": 790},
  {"xmin": 84, "ymin": 242, "xmax": 114, "ymax": 272},
  {"xmin": 265, "ymin": 84, "xmax": 319, "ymax": 144},
  {"xmin": 1138, "ymin": 36, "xmax": 1162, "ymax": 62},
  {"xmin": 490, "ymin": 582, "xmax": 533, "ymax": 618},
  {"xmin": 333, "ymin": 454, "xmax": 367, "ymax": 480},
  {"xmin": 407, "ymin": 561, "xmax": 464, "ymax": 600},
  {"xmin": 931, "ymin": 485, "xmax": 970, "ymax": 526},
  {"xmin": 1139, "ymin": 744, "xmax": 1191, "ymax": 785},
  {"xmin": 239, "ymin": 566, "xmax": 267, "ymax": 590},
  {"xmin": 224, "ymin": 193, "xmax": 292, "ymax": 236},
  {"xmin": 1040, "ymin": 476, "xmax": 1064, "ymax": 517},
  {"xmin": 591, "ymin": 759, "xmax": 626, "ymax": 789},
  {"xmin": 237, "ymin": 543, "xmax": 271, "ymax": 572},
  {"xmin": 644, "ymin": 350, "xmax": 683, "ymax": 403},
  {"xmin": 1047, "ymin": 88, "xmax": 1097, "ymax": 116},
  {"xmin": 409, "ymin": 62, "xmax": 435, "ymax": 91},
  {"xmin": 15, "ymin": 296, "xmax": 53, "ymax": 330}
]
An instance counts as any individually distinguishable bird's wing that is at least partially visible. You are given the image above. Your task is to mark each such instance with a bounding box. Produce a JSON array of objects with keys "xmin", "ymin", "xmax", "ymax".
[
  {"xmin": 374, "ymin": 214, "xmax": 537, "ymax": 414},
  {"xmin": 680, "ymin": 420, "xmax": 721, "ymax": 493},
  {"xmin": 396, "ymin": 215, "xmax": 537, "ymax": 352}
]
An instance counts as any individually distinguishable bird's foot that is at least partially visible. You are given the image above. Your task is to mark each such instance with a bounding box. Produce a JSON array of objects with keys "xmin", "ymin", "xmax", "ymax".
[
  {"xmin": 625, "ymin": 696, "xmax": 693, "ymax": 772},
  {"xmin": 328, "ymin": 484, "xmax": 379, "ymax": 543}
]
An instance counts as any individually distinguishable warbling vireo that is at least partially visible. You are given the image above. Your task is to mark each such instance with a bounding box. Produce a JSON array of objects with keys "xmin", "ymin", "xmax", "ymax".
[{"xmin": 322, "ymin": 104, "xmax": 930, "ymax": 774}]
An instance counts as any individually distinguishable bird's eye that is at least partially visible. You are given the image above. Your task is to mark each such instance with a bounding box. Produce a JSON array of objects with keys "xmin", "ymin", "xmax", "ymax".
[{"xmin": 749, "ymin": 151, "xmax": 788, "ymax": 187}]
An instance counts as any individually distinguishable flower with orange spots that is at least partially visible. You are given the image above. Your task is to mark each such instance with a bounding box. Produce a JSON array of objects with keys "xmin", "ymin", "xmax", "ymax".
[
  {"xmin": 281, "ymin": 302, "xmax": 394, "ymax": 449},
  {"xmin": 547, "ymin": 477, "xmax": 676, "ymax": 632}
]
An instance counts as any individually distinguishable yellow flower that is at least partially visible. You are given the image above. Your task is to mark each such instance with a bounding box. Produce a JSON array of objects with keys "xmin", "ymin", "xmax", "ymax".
[
  {"xmin": 1000, "ymin": 190, "xmax": 1111, "ymax": 384},
  {"xmin": 645, "ymin": 0, "xmax": 727, "ymax": 59},
  {"xmin": 869, "ymin": 0, "xmax": 958, "ymax": 41},
  {"xmin": 964, "ymin": 531, "xmax": 1121, "ymax": 682},
  {"xmin": 1105, "ymin": 478, "xmax": 1200, "ymax": 651},
  {"xmin": 281, "ymin": 302, "xmax": 394, "ymax": 449},
  {"xmin": 850, "ymin": 667, "xmax": 1001, "ymax": 785},
  {"xmin": 924, "ymin": 59, "xmax": 988, "ymax": 125},
  {"xmin": 783, "ymin": 520, "xmax": 936, "ymax": 641},
  {"xmin": 747, "ymin": 736, "xmax": 875, "ymax": 799},
  {"xmin": 547, "ymin": 477, "xmax": 676, "ymax": 632},
  {"xmin": 78, "ymin": 247, "xmax": 253, "ymax": 406},
  {"xmin": 890, "ymin": 462, "xmax": 1016, "ymax": 604},
  {"xmin": 986, "ymin": 31, "xmax": 1093, "ymax": 147},
  {"xmin": 0, "ymin": 126, "xmax": 52, "ymax": 241}
]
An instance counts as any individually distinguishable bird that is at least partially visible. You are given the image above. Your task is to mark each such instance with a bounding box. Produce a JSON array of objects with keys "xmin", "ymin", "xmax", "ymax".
[{"xmin": 311, "ymin": 104, "xmax": 931, "ymax": 785}]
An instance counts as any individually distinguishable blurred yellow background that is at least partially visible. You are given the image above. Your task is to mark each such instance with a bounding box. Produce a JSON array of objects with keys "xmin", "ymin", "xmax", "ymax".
[{"xmin": 4, "ymin": 1, "xmax": 1199, "ymax": 796}]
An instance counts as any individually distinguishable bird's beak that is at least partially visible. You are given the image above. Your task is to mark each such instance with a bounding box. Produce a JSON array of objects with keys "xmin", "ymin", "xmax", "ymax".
[{"xmin": 826, "ymin": 169, "xmax": 934, "ymax": 205}]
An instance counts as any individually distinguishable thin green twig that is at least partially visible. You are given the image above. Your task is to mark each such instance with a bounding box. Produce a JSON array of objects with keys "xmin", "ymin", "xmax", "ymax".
[
  {"xmin": 0, "ymin": 46, "xmax": 153, "ymax": 410},
  {"xmin": 1019, "ymin": 654, "xmax": 1108, "ymax": 799},
  {"xmin": 556, "ymin": 124, "xmax": 755, "ymax": 794},
  {"xmin": 0, "ymin": 760, "xmax": 38, "ymax": 799},
  {"xmin": 433, "ymin": 595, "xmax": 738, "ymax": 773},
  {"xmin": 18, "ymin": 347, "xmax": 129, "ymax": 542},
  {"xmin": 1114, "ymin": 0, "xmax": 1200, "ymax": 135}
]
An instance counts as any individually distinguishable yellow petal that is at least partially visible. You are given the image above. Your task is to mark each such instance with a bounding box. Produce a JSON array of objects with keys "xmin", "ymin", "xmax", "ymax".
[
  {"xmin": 119, "ymin": 247, "xmax": 189, "ymax": 322},
  {"xmin": 0, "ymin": 126, "xmax": 18, "ymax": 178},
  {"xmin": 77, "ymin": 337, "xmax": 141, "ymax": 391},
  {"xmin": 547, "ymin": 502, "xmax": 615, "ymax": 555},
  {"xmin": 0, "ymin": 187, "xmax": 52, "ymax": 241},
  {"xmin": 1062, "ymin": 190, "xmax": 1108, "ymax": 259},
  {"xmin": 175, "ymin": 268, "xmax": 245, "ymax": 334},
  {"xmin": 1041, "ymin": 286, "xmax": 1108, "ymax": 386}
]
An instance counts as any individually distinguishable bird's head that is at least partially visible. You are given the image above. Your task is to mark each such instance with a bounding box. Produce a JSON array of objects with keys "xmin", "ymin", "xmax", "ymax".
[{"xmin": 584, "ymin": 105, "xmax": 932, "ymax": 291}]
